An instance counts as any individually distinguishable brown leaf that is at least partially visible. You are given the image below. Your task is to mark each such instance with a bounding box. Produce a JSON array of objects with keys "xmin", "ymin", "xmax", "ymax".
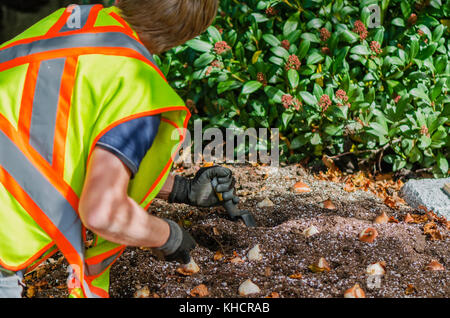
[
  {"xmin": 213, "ymin": 251, "xmax": 225, "ymax": 261},
  {"xmin": 212, "ymin": 227, "xmax": 220, "ymax": 236},
  {"xmin": 289, "ymin": 273, "xmax": 303, "ymax": 279},
  {"xmin": 190, "ymin": 284, "xmax": 209, "ymax": 297},
  {"xmin": 344, "ymin": 182, "xmax": 356, "ymax": 192},
  {"xmin": 424, "ymin": 222, "xmax": 443, "ymax": 241},
  {"xmin": 266, "ymin": 292, "xmax": 280, "ymax": 298},
  {"xmin": 409, "ymin": 214, "xmax": 428, "ymax": 224},
  {"xmin": 26, "ymin": 286, "xmax": 35, "ymax": 298},
  {"xmin": 322, "ymin": 155, "xmax": 338, "ymax": 171},
  {"xmin": 405, "ymin": 284, "xmax": 416, "ymax": 295},
  {"xmin": 388, "ymin": 216, "xmax": 399, "ymax": 223}
]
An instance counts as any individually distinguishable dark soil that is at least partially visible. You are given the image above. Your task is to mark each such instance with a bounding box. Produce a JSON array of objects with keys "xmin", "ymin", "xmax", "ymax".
[{"xmin": 24, "ymin": 164, "xmax": 449, "ymax": 298}]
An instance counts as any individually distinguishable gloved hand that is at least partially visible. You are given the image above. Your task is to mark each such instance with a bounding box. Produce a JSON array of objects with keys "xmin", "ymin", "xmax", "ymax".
[
  {"xmin": 168, "ymin": 166, "xmax": 239, "ymax": 208},
  {"xmin": 154, "ymin": 219, "xmax": 196, "ymax": 264}
]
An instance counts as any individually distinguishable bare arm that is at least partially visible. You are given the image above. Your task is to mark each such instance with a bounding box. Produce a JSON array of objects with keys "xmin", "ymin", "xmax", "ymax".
[{"xmin": 79, "ymin": 147, "xmax": 170, "ymax": 248}]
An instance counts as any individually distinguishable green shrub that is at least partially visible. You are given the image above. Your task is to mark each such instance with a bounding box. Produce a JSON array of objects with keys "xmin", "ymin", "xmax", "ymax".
[{"xmin": 156, "ymin": 0, "xmax": 450, "ymax": 176}]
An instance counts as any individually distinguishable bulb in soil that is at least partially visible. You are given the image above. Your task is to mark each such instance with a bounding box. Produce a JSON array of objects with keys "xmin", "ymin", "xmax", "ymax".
[
  {"xmin": 238, "ymin": 279, "xmax": 261, "ymax": 296},
  {"xmin": 247, "ymin": 244, "xmax": 263, "ymax": 261},
  {"xmin": 425, "ymin": 260, "xmax": 444, "ymax": 271},
  {"xmin": 303, "ymin": 225, "xmax": 319, "ymax": 237},
  {"xmin": 321, "ymin": 199, "xmax": 336, "ymax": 210},
  {"xmin": 308, "ymin": 257, "xmax": 331, "ymax": 273},
  {"xmin": 374, "ymin": 212, "xmax": 389, "ymax": 224},
  {"xmin": 293, "ymin": 181, "xmax": 311, "ymax": 193},
  {"xmin": 257, "ymin": 198, "xmax": 275, "ymax": 208},
  {"xmin": 359, "ymin": 227, "xmax": 378, "ymax": 243},
  {"xmin": 344, "ymin": 284, "xmax": 366, "ymax": 298},
  {"xmin": 366, "ymin": 262, "xmax": 386, "ymax": 276},
  {"xmin": 176, "ymin": 258, "xmax": 200, "ymax": 276},
  {"xmin": 134, "ymin": 286, "xmax": 150, "ymax": 298}
]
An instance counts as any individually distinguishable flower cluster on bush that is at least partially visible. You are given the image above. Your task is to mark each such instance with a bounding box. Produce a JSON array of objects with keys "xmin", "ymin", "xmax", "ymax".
[{"xmin": 157, "ymin": 0, "xmax": 450, "ymax": 176}]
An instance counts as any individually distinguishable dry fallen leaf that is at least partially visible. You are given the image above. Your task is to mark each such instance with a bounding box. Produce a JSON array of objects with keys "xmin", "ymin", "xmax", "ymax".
[
  {"xmin": 214, "ymin": 251, "xmax": 225, "ymax": 261},
  {"xmin": 289, "ymin": 273, "xmax": 303, "ymax": 279},
  {"xmin": 212, "ymin": 227, "xmax": 220, "ymax": 236},
  {"xmin": 405, "ymin": 284, "xmax": 416, "ymax": 295},
  {"xmin": 388, "ymin": 216, "xmax": 399, "ymax": 223},
  {"xmin": 359, "ymin": 228, "xmax": 379, "ymax": 243},
  {"xmin": 425, "ymin": 260, "xmax": 445, "ymax": 271},
  {"xmin": 26, "ymin": 286, "xmax": 35, "ymax": 298},
  {"xmin": 424, "ymin": 222, "xmax": 443, "ymax": 241},
  {"xmin": 344, "ymin": 284, "xmax": 366, "ymax": 298},
  {"xmin": 293, "ymin": 181, "xmax": 311, "ymax": 193},
  {"xmin": 190, "ymin": 284, "xmax": 209, "ymax": 297}
]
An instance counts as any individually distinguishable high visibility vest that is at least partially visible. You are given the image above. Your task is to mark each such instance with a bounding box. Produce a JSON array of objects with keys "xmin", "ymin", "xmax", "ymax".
[{"xmin": 0, "ymin": 4, "xmax": 190, "ymax": 298}]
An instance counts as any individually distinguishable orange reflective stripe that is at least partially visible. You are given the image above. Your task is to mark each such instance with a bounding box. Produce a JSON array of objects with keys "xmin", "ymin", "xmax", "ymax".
[
  {"xmin": 85, "ymin": 282, "xmax": 109, "ymax": 298},
  {"xmin": 46, "ymin": 7, "xmax": 74, "ymax": 36},
  {"xmin": 109, "ymin": 11, "xmax": 136, "ymax": 38},
  {"xmin": 85, "ymin": 247, "xmax": 125, "ymax": 280},
  {"xmin": 85, "ymin": 246, "xmax": 125, "ymax": 266},
  {"xmin": 84, "ymin": 5, "xmax": 103, "ymax": 31},
  {"xmin": 52, "ymin": 56, "xmax": 78, "ymax": 176},
  {"xmin": 18, "ymin": 62, "xmax": 40, "ymax": 142},
  {"xmin": 0, "ymin": 114, "xmax": 79, "ymax": 214}
]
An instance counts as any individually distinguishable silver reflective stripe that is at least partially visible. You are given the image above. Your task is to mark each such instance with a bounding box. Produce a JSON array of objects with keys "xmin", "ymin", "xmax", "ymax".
[
  {"xmin": 59, "ymin": 5, "xmax": 94, "ymax": 33},
  {"xmin": 29, "ymin": 58, "xmax": 66, "ymax": 163},
  {"xmin": 86, "ymin": 251, "xmax": 121, "ymax": 277},
  {"xmin": 0, "ymin": 130, "xmax": 84, "ymax": 264},
  {"xmin": 0, "ymin": 32, "xmax": 157, "ymax": 67}
]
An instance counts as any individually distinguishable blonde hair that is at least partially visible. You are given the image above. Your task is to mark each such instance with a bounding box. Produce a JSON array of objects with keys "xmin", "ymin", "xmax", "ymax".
[{"xmin": 117, "ymin": 0, "xmax": 219, "ymax": 54}]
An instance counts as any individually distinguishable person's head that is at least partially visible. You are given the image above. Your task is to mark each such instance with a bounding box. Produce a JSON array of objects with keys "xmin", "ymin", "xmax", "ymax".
[{"xmin": 117, "ymin": 0, "xmax": 219, "ymax": 55}]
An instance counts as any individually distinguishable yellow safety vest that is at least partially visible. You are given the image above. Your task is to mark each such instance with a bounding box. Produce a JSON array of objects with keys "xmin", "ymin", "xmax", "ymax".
[{"xmin": 0, "ymin": 4, "xmax": 190, "ymax": 298}]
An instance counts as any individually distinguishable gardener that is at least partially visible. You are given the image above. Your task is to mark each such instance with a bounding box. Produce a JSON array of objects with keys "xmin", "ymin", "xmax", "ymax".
[{"xmin": 0, "ymin": 0, "xmax": 238, "ymax": 298}]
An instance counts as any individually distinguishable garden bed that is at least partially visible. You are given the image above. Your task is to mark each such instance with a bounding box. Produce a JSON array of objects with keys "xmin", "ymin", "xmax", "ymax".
[{"xmin": 24, "ymin": 164, "xmax": 449, "ymax": 298}]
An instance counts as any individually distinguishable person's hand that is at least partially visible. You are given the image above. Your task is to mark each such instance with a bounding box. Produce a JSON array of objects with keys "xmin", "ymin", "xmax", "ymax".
[
  {"xmin": 154, "ymin": 219, "xmax": 196, "ymax": 264},
  {"xmin": 168, "ymin": 166, "xmax": 239, "ymax": 208}
]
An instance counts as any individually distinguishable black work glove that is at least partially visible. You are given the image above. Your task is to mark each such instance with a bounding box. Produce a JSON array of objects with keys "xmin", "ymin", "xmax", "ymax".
[
  {"xmin": 154, "ymin": 219, "xmax": 196, "ymax": 264},
  {"xmin": 168, "ymin": 166, "xmax": 239, "ymax": 208}
]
